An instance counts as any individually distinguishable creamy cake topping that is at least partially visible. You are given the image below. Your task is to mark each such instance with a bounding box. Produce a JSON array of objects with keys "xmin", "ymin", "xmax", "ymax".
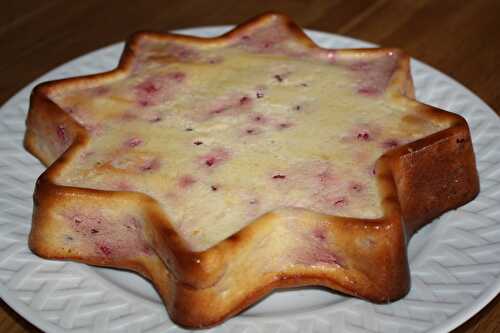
[{"xmin": 49, "ymin": 17, "xmax": 443, "ymax": 251}]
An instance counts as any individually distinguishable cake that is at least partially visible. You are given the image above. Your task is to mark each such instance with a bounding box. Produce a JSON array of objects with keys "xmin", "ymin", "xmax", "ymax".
[{"xmin": 24, "ymin": 13, "xmax": 479, "ymax": 328}]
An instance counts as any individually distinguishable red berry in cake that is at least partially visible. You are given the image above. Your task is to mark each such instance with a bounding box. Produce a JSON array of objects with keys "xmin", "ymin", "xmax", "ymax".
[
  {"xmin": 99, "ymin": 244, "xmax": 112, "ymax": 256},
  {"xmin": 349, "ymin": 182, "xmax": 363, "ymax": 192},
  {"xmin": 312, "ymin": 228, "xmax": 327, "ymax": 241},
  {"xmin": 169, "ymin": 71, "xmax": 186, "ymax": 82},
  {"xmin": 200, "ymin": 148, "xmax": 231, "ymax": 168},
  {"xmin": 179, "ymin": 175, "xmax": 197, "ymax": 188},
  {"xmin": 357, "ymin": 131, "xmax": 370, "ymax": 141},
  {"xmin": 140, "ymin": 158, "xmax": 160, "ymax": 172},
  {"xmin": 125, "ymin": 137, "xmax": 143, "ymax": 148},
  {"xmin": 239, "ymin": 96, "xmax": 251, "ymax": 105},
  {"xmin": 56, "ymin": 125, "xmax": 66, "ymax": 143},
  {"xmin": 333, "ymin": 197, "xmax": 347, "ymax": 207},
  {"xmin": 277, "ymin": 122, "xmax": 293, "ymax": 130},
  {"xmin": 358, "ymin": 86, "xmax": 380, "ymax": 96},
  {"xmin": 382, "ymin": 139, "xmax": 399, "ymax": 149},
  {"xmin": 205, "ymin": 158, "xmax": 215, "ymax": 166}
]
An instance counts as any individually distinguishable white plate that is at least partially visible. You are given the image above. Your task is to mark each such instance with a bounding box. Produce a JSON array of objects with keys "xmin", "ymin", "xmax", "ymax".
[{"xmin": 1, "ymin": 26, "xmax": 499, "ymax": 333}]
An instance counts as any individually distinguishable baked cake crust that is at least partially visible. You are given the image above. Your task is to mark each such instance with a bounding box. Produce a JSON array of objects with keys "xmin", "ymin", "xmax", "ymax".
[{"xmin": 25, "ymin": 13, "xmax": 479, "ymax": 328}]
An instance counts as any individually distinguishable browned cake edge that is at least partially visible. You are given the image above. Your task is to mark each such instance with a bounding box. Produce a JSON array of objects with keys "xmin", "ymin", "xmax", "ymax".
[{"xmin": 24, "ymin": 12, "xmax": 480, "ymax": 328}]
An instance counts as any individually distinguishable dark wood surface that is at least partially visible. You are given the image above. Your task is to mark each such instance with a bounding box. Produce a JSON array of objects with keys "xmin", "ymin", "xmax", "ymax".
[{"xmin": 1, "ymin": 1, "xmax": 499, "ymax": 332}]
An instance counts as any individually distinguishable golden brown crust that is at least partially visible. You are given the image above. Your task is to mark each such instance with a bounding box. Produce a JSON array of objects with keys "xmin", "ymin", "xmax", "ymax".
[{"xmin": 25, "ymin": 12, "xmax": 480, "ymax": 328}]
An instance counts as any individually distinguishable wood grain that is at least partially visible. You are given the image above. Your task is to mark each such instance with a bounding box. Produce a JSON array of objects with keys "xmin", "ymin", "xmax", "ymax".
[{"xmin": 0, "ymin": 1, "xmax": 498, "ymax": 332}]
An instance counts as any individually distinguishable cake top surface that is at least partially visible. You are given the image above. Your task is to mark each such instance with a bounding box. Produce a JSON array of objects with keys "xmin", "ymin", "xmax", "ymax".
[{"xmin": 47, "ymin": 15, "xmax": 444, "ymax": 251}]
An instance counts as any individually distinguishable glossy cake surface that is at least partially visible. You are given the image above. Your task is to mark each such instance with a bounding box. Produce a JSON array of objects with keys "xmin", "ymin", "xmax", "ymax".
[{"xmin": 25, "ymin": 13, "xmax": 479, "ymax": 327}]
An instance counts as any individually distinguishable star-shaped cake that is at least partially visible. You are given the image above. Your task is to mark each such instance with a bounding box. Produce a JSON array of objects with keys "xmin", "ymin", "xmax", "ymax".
[{"xmin": 25, "ymin": 13, "xmax": 479, "ymax": 327}]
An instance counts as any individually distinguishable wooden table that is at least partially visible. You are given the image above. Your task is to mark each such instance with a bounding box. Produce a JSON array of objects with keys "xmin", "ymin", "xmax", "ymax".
[{"xmin": 1, "ymin": 1, "xmax": 498, "ymax": 332}]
